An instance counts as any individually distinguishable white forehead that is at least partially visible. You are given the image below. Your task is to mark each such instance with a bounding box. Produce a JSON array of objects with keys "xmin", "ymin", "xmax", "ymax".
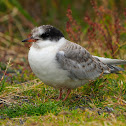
[{"xmin": 31, "ymin": 26, "xmax": 44, "ymax": 37}]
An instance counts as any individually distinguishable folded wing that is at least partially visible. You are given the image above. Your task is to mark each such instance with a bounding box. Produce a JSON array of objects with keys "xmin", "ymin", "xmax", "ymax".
[{"xmin": 56, "ymin": 41, "xmax": 110, "ymax": 80}]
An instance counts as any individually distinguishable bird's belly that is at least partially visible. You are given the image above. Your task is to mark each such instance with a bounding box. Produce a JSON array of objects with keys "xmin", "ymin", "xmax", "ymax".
[{"xmin": 28, "ymin": 47, "xmax": 70, "ymax": 88}]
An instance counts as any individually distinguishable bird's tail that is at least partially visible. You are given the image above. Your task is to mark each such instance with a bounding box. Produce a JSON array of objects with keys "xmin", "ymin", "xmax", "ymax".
[
  {"xmin": 107, "ymin": 64, "xmax": 124, "ymax": 73},
  {"xmin": 93, "ymin": 56, "xmax": 126, "ymax": 73}
]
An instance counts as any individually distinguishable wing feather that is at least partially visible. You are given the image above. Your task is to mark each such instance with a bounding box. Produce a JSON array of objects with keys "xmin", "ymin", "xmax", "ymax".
[{"xmin": 56, "ymin": 41, "xmax": 110, "ymax": 80}]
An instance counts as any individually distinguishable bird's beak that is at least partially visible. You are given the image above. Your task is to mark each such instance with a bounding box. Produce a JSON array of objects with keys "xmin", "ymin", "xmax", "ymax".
[
  {"xmin": 22, "ymin": 34, "xmax": 38, "ymax": 42},
  {"xmin": 22, "ymin": 37, "xmax": 37, "ymax": 42}
]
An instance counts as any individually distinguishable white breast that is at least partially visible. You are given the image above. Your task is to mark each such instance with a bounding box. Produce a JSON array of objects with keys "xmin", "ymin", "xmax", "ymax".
[{"xmin": 28, "ymin": 39, "xmax": 70, "ymax": 88}]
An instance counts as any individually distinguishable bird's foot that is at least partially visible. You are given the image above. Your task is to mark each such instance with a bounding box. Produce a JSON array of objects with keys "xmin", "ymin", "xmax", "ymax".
[
  {"xmin": 56, "ymin": 88, "xmax": 62, "ymax": 101},
  {"xmin": 62, "ymin": 89, "xmax": 71, "ymax": 101}
]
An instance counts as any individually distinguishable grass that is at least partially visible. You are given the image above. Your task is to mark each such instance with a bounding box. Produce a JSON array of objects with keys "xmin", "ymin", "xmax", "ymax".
[{"xmin": 0, "ymin": 101, "xmax": 60, "ymax": 117}]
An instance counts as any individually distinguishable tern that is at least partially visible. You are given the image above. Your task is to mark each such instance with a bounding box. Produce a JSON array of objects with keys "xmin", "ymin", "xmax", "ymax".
[{"xmin": 22, "ymin": 25, "xmax": 126, "ymax": 101}]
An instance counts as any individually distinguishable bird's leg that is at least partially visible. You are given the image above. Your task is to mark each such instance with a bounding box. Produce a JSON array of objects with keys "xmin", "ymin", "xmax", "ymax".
[
  {"xmin": 56, "ymin": 88, "xmax": 63, "ymax": 101},
  {"xmin": 62, "ymin": 89, "xmax": 71, "ymax": 101}
]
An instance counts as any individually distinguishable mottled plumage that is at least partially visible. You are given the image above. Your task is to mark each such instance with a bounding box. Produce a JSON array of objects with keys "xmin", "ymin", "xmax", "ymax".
[{"xmin": 56, "ymin": 40, "xmax": 110, "ymax": 81}]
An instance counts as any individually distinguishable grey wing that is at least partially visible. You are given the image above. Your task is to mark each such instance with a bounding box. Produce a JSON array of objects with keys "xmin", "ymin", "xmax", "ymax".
[
  {"xmin": 93, "ymin": 56, "xmax": 126, "ymax": 73},
  {"xmin": 56, "ymin": 41, "xmax": 110, "ymax": 80}
]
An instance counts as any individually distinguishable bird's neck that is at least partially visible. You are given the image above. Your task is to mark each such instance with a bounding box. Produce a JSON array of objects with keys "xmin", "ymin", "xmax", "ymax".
[{"xmin": 32, "ymin": 37, "xmax": 66, "ymax": 49}]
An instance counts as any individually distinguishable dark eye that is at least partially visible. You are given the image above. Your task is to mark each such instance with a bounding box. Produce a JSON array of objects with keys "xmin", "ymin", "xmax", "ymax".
[{"xmin": 40, "ymin": 33, "xmax": 49, "ymax": 39}]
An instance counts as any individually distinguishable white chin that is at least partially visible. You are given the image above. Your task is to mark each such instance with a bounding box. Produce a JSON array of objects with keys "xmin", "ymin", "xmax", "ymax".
[{"xmin": 33, "ymin": 40, "xmax": 56, "ymax": 48}]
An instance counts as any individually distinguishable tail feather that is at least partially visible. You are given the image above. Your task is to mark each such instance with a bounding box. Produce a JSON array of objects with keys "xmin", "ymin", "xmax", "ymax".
[
  {"xmin": 93, "ymin": 56, "xmax": 126, "ymax": 73},
  {"xmin": 107, "ymin": 64, "xmax": 124, "ymax": 73},
  {"xmin": 93, "ymin": 56, "xmax": 126, "ymax": 65}
]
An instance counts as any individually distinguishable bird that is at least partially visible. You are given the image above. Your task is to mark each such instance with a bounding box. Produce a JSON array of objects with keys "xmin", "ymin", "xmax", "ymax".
[{"xmin": 22, "ymin": 25, "xmax": 126, "ymax": 101}]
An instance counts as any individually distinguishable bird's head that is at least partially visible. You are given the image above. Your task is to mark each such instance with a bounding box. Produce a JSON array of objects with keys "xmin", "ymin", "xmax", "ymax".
[{"xmin": 22, "ymin": 25, "xmax": 64, "ymax": 44}]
